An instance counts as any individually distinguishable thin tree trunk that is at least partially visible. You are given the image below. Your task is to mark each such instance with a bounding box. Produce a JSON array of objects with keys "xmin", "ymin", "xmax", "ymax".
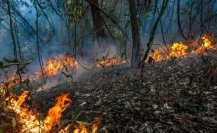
[
  {"xmin": 7, "ymin": 0, "xmax": 23, "ymax": 88},
  {"xmin": 128, "ymin": 0, "xmax": 141, "ymax": 67},
  {"xmin": 35, "ymin": 0, "xmax": 45, "ymax": 81},
  {"xmin": 6, "ymin": 0, "xmax": 17, "ymax": 59},
  {"xmin": 177, "ymin": 0, "xmax": 188, "ymax": 40},
  {"xmin": 89, "ymin": 0, "xmax": 105, "ymax": 37}
]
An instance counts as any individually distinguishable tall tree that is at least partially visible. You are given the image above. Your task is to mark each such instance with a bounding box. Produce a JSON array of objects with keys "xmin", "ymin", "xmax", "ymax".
[
  {"xmin": 128, "ymin": 0, "xmax": 141, "ymax": 67},
  {"xmin": 89, "ymin": 0, "xmax": 105, "ymax": 37}
]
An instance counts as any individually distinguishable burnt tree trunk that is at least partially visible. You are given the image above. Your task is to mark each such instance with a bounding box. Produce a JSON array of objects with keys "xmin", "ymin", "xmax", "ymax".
[
  {"xmin": 90, "ymin": 0, "xmax": 105, "ymax": 37},
  {"xmin": 128, "ymin": 0, "xmax": 141, "ymax": 67}
]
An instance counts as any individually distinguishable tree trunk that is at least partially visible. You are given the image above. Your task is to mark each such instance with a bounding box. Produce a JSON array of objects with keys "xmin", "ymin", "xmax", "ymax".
[
  {"xmin": 90, "ymin": 0, "xmax": 105, "ymax": 37},
  {"xmin": 128, "ymin": 0, "xmax": 141, "ymax": 67}
]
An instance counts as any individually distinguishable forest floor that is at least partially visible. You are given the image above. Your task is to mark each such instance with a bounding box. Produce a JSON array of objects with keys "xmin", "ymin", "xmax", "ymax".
[{"xmin": 31, "ymin": 51, "xmax": 217, "ymax": 133}]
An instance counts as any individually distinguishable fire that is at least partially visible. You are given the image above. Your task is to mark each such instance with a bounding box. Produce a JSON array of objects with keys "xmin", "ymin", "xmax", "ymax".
[
  {"xmin": 150, "ymin": 49, "xmax": 162, "ymax": 62},
  {"xmin": 6, "ymin": 91, "xmax": 41, "ymax": 133},
  {"xmin": 96, "ymin": 57, "xmax": 126, "ymax": 68},
  {"xmin": 43, "ymin": 57, "xmax": 63, "ymax": 77},
  {"xmin": 3, "ymin": 88, "xmax": 100, "ymax": 133},
  {"xmin": 169, "ymin": 42, "xmax": 189, "ymax": 58},
  {"xmin": 44, "ymin": 93, "xmax": 72, "ymax": 132},
  {"xmin": 72, "ymin": 117, "xmax": 100, "ymax": 133},
  {"xmin": 0, "ymin": 76, "xmax": 27, "ymax": 99},
  {"xmin": 148, "ymin": 36, "xmax": 216, "ymax": 62},
  {"xmin": 34, "ymin": 54, "xmax": 78, "ymax": 79},
  {"xmin": 1, "ymin": 73, "xmax": 100, "ymax": 133},
  {"xmin": 5, "ymin": 91, "xmax": 72, "ymax": 132},
  {"xmin": 193, "ymin": 36, "xmax": 214, "ymax": 53},
  {"xmin": 63, "ymin": 54, "xmax": 78, "ymax": 70},
  {"xmin": 91, "ymin": 117, "xmax": 100, "ymax": 133},
  {"xmin": 73, "ymin": 125, "xmax": 88, "ymax": 133}
]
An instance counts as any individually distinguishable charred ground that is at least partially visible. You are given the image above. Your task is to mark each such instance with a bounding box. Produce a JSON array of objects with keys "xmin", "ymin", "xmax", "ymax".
[{"xmin": 31, "ymin": 51, "xmax": 217, "ymax": 133}]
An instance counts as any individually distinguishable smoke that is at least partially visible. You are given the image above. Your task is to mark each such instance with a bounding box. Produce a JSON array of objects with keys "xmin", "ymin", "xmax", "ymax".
[{"xmin": 4, "ymin": 0, "xmax": 212, "ymax": 90}]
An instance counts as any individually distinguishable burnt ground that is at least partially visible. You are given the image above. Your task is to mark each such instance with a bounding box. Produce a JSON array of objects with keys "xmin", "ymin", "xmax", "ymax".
[{"xmin": 30, "ymin": 52, "xmax": 217, "ymax": 133}]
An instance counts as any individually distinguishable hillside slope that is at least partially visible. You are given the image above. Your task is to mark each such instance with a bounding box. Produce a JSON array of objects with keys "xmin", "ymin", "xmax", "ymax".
[{"xmin": 33, "ymin": 51, "xmax": 217, "ymax": 132}]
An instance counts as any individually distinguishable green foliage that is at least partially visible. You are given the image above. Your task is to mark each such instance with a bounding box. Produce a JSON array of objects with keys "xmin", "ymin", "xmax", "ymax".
[
  {"xmin": 125, "ymin": 16, "xmax": 143, "ymax": 32},
  {"xmin": 66, "ymin": 0, "xmax": 86, "ymax": 24},
  {"xmin": 75, "ymin": 120, "xmax": 89, "ymax": 126},
  {"xmin": 110, "ymin": 26, "xmax": 124, "ymax": 38},
  {"xmin": 125, "ymin": 16, "xmax": 131, "ymax": 28}
]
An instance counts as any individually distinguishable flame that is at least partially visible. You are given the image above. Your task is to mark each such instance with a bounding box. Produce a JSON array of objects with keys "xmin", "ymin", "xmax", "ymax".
[
  {"xmin": 169, "ymin": 42, "xmax": 189, "ymax": 58},
  {"xmin": 0, "ymin": 76, "xmax": 27, "ymax": 99},
  {"xmin": 44, "ymin": 93, "xmax": 72, "ymax": 132},
  {"xmin": 33, "ymin": 54, "xmax": 77, "ymax": 80},
  {"xmin": 96, "ymin": 57, "xmax": 126, "ymax": 68},
  {"xmin": 91, "ymin": 117, "xmax": 100, "ymax": 133},
  {"xmin": 73, "ymin": 125, "xmax": 88, "ymax": 133},
  {"xmin": 4, "ymin": 89, "xmax": 100, "ymax": 133},
  {"xmin": 148, "ymin": 36, "xmax": 216, "ymax": 62},
  {"xmin": 63, "ymin": 54, "xmax": 78, "ymax": 70},
  {"xmin": 43, "ymin": 57, "xmax": 63, "ymax": 77},
  {"xmin": 58, "ymin": 117, "xmax": 100, "ymax": 133},
  {"xmin": 0, "ymin": 75, "xmax": 100, "ymax": 133},
  {"xmin": 193, "ymin": 36, "xmax": 214, "ymax": 53},
  {"xmin": 6, "ymin": 91, "xmax": 41, "ymax": 133},
  {"xmin": 5, "ymin": 91, "xmax": 73, "ymax": 132},
  {"xmin": 149, "ymin": 49, "xmax": 162, "ymax": 62},
  {"xmin": 71, "ymin": 117, "xmax": 100, "ymax": 133}
]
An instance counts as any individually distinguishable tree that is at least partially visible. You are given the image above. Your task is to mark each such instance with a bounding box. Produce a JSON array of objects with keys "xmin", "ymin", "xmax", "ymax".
[
  {"xmin": 89, "ymin": 0, "xmax": 105, "ymax": 37},
  {"xmin": 128, "ymin": 0, "xmax": 141, "ymax": 67}
]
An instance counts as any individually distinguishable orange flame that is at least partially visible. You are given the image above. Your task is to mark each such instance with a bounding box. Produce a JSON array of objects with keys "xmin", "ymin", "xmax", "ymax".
[
  {"xmin": 58, "ymin": 117, "xmax": 100, "ymax": 133},
  {"xmin": 96, "ymin": 57, "xmax": 126, "ymax": 68},
  {"xmin": 33, "ymin": 55, "xmax": 77, "ymax": 80},
  {"xmin": 0, "ymin": 76, "xmax": 27, "ymax": 99},
  {"xmin": 193, "ymin": 36, "xmax": 214, "ymax": 53},
  {"xmin": 5, "ymin": 90, "xmax": 99, "ymax": 133},
  {"xmin": 72, "ymin": 117, "xmax": 100, "ymax": 133},
  {"xmin": 7, "ymin": 91, "xmax": 41, "ymax": 133},
  {"xmin": 169, "ymin": 42, "xmax": 189, "ymax": 58},
  {"xmin": 73, "ymin": 125, "xmax": 88, "ymax": 133},
  {"xmin": 5, "ymin": 91, "xmax": 72, "ymax": 132},
  {"xmin": 148, "ymin": 36, "xmax": 216, "ymax": 62},
  {"xmin": 91, "ymin": 117, "xmax": 100, "ymax": 133},
  {"xmin": 43, "ymin": 57, "xmax": 63, "ymax": 77},
  {"xmin": 44, "ymin": 93, "xmax": 72, "ymax": 132},
  {"xmin": 63, "ymin": 54, "xmax": 78, "ymax": 70}
]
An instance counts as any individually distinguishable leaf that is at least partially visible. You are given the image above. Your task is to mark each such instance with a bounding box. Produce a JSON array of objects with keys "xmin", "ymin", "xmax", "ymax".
[
  {"xmin": 75, "ymin": 120, "xmax": 89, "ymax": 126},
  {"xmin": 125, "ymin": 16, "xmax": 131, "ymax": 28}
]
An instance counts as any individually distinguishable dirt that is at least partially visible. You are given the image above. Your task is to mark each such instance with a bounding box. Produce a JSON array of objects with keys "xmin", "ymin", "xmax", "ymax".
[{"xmin": 31, "ymin": 51, "xmax": 217, "ymax": 133}]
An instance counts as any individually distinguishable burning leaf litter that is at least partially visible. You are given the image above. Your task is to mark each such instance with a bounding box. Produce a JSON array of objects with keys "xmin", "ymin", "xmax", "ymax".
[
  {"xmin": 0, "ymin": 80, "xmax": 100, "ymax": 133},
  {"xmin": 1, "ymin": 36, "xmax": 217, "ymax": 132},
  {"xmin": 147, "ymin": 36, "xmax": 216, "ymax": 62},
  {"xmin": 33, "ymin": 50, "xmax": 217, "ymax": 132},
  {"xmin": 33, "ymin": 54, "xmax": 78, "ymax": 80},
  {"xmin": 96, "ymin": 57, "xmax": 126, "ymax": 68}
]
